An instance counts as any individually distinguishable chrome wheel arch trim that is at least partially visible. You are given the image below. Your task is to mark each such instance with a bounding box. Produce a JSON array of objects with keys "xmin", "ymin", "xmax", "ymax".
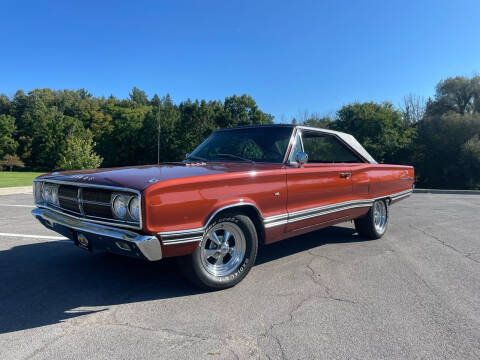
[{"xmin": 158, "ymin": 202, "xmax": 264, "ymax": 245}]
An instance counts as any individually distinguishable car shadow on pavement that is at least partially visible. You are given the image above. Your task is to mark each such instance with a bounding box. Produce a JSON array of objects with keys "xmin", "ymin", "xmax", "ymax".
[{"xmin": 0, "ymin": 225, "xmax": 361, "ymax": 334}]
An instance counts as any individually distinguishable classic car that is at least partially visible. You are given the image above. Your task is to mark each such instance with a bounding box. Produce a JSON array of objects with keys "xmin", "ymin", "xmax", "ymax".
[{"xmin": 32, "ymin": 125, "xmax": 414, "ymax": 289}]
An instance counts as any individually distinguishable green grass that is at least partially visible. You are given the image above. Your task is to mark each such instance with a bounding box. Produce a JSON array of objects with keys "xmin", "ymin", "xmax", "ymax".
[{"xmin": 0, "ymin": 171, "xmax": 45, "ymax": 188}]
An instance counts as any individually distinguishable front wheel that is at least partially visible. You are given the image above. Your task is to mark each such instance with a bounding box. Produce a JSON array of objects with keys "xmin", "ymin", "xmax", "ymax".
[
  {"xmin": 354, "ymin": 199, "xmax": 389, "ymax": 239},
  {"xmin": 182, "ymin": 212, "xmax": 258, "ymax": 290}
]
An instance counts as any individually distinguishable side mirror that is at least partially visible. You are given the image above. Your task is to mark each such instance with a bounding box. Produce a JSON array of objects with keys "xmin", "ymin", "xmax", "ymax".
[
  {"xmin": 185, "ymin": 153, "xmax": 190, "ymax": 159},
  {"xmin": 296, "ymin": 152, "xmax": 308, "ymax": 166}
]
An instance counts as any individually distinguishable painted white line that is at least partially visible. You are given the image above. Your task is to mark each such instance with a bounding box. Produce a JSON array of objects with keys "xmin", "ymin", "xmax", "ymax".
[
  {"xmin": 0, "ymin": 232, "xmax": 67, "ymax": 240},
  {"xmin": 0, "ymin": 204, "xmax": 35, "ymax": 208}
]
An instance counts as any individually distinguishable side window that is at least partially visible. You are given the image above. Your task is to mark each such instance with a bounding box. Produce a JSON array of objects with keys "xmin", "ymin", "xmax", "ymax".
[
  {"xmin": 288, "ymin": 132, "xmax": 303, "ymax": 163},
  {"xmin": 302, "ymin": 132, "xmax": 361, "ymax": 163}
]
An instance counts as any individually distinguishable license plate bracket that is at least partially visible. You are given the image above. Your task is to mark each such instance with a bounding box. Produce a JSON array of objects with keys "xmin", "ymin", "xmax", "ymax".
[{"xmin": 75, "ymin": 232, "xmax": 92, "ymax": 251}]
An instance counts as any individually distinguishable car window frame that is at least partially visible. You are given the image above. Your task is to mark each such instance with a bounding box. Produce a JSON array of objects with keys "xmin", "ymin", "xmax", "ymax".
[
  {"xmin": 297, "ymin": 130, "xmax": 363, "ymax": 164},
  {"xmin": 190, "ymin": 126, "xmax": 295, "ymax": 164}
]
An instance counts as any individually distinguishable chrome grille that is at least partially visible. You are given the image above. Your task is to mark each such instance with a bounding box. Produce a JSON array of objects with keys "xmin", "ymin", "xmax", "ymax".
[
  {"xmin": 82, "ymin": 188, "xmax": 112, "ymax": 203},
  {"xmin": 35, "ymin": 181, "xmax": 141, "ymax": 229},
  {"xmin": 58, "ymin": 185, "xmax": 80, "ymax": 213}
]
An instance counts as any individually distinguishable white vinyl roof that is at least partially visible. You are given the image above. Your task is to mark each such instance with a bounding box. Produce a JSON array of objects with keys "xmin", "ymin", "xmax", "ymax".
[{"xmin": 297, "ymin": 126, "xmax": 377, "ymax": 164}]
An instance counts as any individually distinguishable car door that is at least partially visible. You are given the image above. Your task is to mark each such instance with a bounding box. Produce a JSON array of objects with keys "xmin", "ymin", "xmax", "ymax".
[{"xmin": 285, "ymin": 129, "xmax": 360, "ymax": 232}]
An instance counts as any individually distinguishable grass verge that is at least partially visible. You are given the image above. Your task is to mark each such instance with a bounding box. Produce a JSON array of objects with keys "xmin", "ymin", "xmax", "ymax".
[{"xmin": 0, "ymin": 171, "xmax": 44, "ymax": 188}]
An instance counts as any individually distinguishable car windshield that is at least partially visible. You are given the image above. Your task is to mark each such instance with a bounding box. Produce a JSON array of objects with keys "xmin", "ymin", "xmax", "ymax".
[{"xmin": 188, "ymin": 127, "xmax": 293, "ymax": 163}]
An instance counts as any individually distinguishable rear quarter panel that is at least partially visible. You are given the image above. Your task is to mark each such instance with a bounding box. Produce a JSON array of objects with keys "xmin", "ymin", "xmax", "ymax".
[{"xmin": 350, "ymin": 163, "xmax": 414, "ymax": 198}]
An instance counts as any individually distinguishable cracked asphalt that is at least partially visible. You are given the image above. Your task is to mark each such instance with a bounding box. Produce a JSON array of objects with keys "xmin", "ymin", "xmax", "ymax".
[{"xmin": 0, "ymin": 193, "xmax": 479, "ymax": 359}]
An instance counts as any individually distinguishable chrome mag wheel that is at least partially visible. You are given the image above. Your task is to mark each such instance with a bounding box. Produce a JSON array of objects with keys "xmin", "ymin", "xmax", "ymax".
[
  {"xmin": 200, "ymin": 222, "xmax": 246, "ymax": 277},
  {"xmin": 373, "ymin": 200, "xmax": 387, "ymax": 233}
]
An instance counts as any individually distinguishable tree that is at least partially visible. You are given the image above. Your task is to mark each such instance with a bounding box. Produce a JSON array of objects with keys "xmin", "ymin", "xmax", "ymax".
[
  {"xmin": 426, "ymin": 76, "xmax": 480, "ymax": 116},
  {"xmin": 0, "ymin": 154, "xmax": 25, "ymax": 171},
  {"xmin": 0, "ymin": 94, "xmax": 11, "ymax": 115},
  {"xmin": 461, "ymin": 135, "xmax": 480, "ymax": 189},
  {"xmin": 56, "ymin": 133, "xmax": 103, "ymax": 170},
  {"xmin": 414, "ymin": 112, "xmax": 480, "ymax": 189},
  {"xmin": 301, "ymin": 113, "xmax": 333, "ymax": 129},
  {"xmin": 400, "ymin": 94, "xmax": 426, "ymax": 124},
  {"xmin": 219, "ymin": 94, "xmax": 274, "ymax": 127},
  {"xmin": 332, "ymin": 102, "xmax": 416, "ymax": 164},
  {"xmin": 129, "ymin": 87, "xmax": 149, "ymax": 106},
  {"xmin": 0, "ymin": 114, "xmax": 18, "ymax": 158}
]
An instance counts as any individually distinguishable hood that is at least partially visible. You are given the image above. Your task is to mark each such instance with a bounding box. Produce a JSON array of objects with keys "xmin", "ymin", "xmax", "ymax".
[{"xmin": 38, "ymin": 162, "xmax": 281, "ymax": 191}]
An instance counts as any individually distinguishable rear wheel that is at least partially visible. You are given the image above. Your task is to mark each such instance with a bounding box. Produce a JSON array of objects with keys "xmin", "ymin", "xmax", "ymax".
[
  {"xmin": 182, "ymin": 212, "xmax": 258, "ymax": 290},
  {"xmin": 354, "ymin": 199, "xmax": 388, "ymax": 239}
]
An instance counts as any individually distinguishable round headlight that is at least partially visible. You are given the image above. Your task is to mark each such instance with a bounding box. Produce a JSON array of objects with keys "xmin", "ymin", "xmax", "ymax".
[
  {"xmin": 43, "ymin": 185, "xmax": 52, "ymax": 203},
  {"xmin": 51, "ymin": 185, "xmax": 59, "ymax": 205},
  {"xmin": 128, "ymin": 197, "xmax": 140, "ymax": 220},
  {"xmin": 35, "ymin": 182, "xmax": 44, "ymax": 203},
  {"xmin": 112, "ymin": 195, "xmax": 129, "ymax": 219}
]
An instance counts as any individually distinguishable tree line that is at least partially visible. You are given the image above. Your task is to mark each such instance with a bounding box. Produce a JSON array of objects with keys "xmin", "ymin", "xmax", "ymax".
[
  {"xmin": 0, "ymin": 89, "xmax": 273, "ymax": 171},
  {"xmin": 0, "ymin": 76, "xmax": 479, "ymax": 189},
  {"xmin": 298, "ymin": 76, "xmax": 480, "ymax": 189}
]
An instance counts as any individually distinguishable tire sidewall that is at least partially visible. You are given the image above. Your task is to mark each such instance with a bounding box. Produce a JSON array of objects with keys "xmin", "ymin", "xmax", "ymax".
[{"xmin": 191, "ymin": 214, "xmax": 257, "ymax": 289}]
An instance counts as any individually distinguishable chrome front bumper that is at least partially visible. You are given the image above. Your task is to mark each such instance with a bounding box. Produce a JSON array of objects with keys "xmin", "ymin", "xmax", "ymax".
[{"xmin": 32, "ymin": 208, "xmax": 162, "ymax": 261}]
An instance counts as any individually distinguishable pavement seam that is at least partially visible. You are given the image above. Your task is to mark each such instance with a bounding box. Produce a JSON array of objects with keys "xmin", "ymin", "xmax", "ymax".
[
  {"xmin": 409, "ymin": 224, "xmax": 480, "ymax": 264},
  {"xmin": 263, "ymin": 250, "xmax": 357, "ymax": 359}
]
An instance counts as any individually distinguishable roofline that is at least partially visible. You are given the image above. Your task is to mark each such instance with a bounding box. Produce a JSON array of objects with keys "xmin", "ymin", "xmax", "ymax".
[
  {"xmin": 210, "ymin": 124, "xmax": 377, "ymax": 164},
  {"xmin": 215, "ymin": 124, "xmax": 294, "ymax": 132}
]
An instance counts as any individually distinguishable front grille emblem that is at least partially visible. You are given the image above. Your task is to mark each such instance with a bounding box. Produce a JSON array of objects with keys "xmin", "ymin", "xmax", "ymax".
[{"xmin": 70, "ymin": 175, "xmax": 95, "ymax": 181}]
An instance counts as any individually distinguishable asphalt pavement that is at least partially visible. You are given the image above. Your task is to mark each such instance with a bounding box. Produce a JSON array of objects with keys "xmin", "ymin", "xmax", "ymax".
[{"xmin": 0, "ymin": 193, "xmax": 479, "ymax": 359}]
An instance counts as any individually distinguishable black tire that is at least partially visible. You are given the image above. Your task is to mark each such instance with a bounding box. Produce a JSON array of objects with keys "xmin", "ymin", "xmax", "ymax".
[
  {"xmin": 181, "ymin": 212, "xmax": 258, "ymax": 290},
  {"xmin": 354, "ymin": 199, "xmax": 389, "ymax": 240}
]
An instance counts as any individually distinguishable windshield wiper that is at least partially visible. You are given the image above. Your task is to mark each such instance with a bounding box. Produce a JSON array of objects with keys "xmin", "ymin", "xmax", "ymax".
[
  {"xmin": 185, "ymin": 155, "xmax": 208, "ymax": 162},
  {"xmin": 215, "ymin": 153, "xmax": 255, "ymax": 163}
]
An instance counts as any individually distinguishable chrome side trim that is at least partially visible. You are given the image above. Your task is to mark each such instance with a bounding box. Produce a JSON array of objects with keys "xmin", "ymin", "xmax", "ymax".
[
  {"xmin": 389, "ymin": 189, "xmax": 413, "ymax": 200},
  {"xmin": 288, "ymin": 201, "xmax": 372, "ymax": 223},
  {"xmin": 32, "ymin": 207, "xmax": 162, "ymax": 261},
  {"xmin": 162, "ymin": 236, "xmax": 204, "ymax": 245},
  {"xmin": 263, "ymin": 213, "xmax": 289, "ymax": 229},
  {"xmin": 263, "ymin": 189, "xmax": 413, "ymax": 228},
  {"xmin": 160, "ymin": 230, "xmax": 204, "ymax": 245},
  {"xmin": 157, "ymin": 189, "xmax": 414, "ymax": 242},
  {"xmin": 34, "ymin": 179, "xmax": 142, "ymax": 230}
]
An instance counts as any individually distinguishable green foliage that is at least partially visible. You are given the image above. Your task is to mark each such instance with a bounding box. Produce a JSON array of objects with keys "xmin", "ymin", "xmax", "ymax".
[
  {"xmin": 412, "ymin": 75, "xmax": 480, "ymax": 189},
  {"xmin": 0, "ymin": 154, "xmax": 24, "ymax": 171},
  {"xmin": 414, "ymin": 112, "xmax": 480, "ymax": 189},
  {"xmin": 331, "ymin": 102, "xmax": 416, "ymax": 164},
  {"xmin": 1, "ymin": 88, "xmax": 273, "ymax": 171},
  {"xmin": 57, "ymin": 133, "xmax": 103, "ymax": 170},
  {"xmin": 0, "ymin": 114, "xmax": 18, "ymax": 158},
  {"xmin": 302, "ymin": 115, "xmax": 333, "ymax": 129},
  {"xmin": 1, "ymin": 77, "xmax": 479, "ymax": 189},
  {"xmin": 427, "ymin": 76, "xmax": 480, "ymax": 116}
]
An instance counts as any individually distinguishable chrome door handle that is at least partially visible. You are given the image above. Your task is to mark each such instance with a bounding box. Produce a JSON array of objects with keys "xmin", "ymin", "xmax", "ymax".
[{"xmin": 339, "ymin": 172, "xmax": 351, "ymax": 179}]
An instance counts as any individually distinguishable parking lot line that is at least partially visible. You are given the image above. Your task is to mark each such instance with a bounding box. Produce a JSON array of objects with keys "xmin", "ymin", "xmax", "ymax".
[
  {"xmin": 0, "ymin": 232, "xmax": 67, "ymax": 240},
  {"xmin": 0, "ymin": 204, "xmax": 35, "ymax": 208}
]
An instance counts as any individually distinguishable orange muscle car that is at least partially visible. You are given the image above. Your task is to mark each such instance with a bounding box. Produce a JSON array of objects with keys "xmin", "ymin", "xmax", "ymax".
[{"xmin": 32, "ymin": 125, "xmax": 414, "ymax": 289}]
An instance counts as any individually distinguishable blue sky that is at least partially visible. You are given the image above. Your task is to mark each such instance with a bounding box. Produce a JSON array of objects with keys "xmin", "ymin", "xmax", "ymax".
[{"xmin": 1, "ymin": 0, "xmax": 479, "ymax": 121}]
